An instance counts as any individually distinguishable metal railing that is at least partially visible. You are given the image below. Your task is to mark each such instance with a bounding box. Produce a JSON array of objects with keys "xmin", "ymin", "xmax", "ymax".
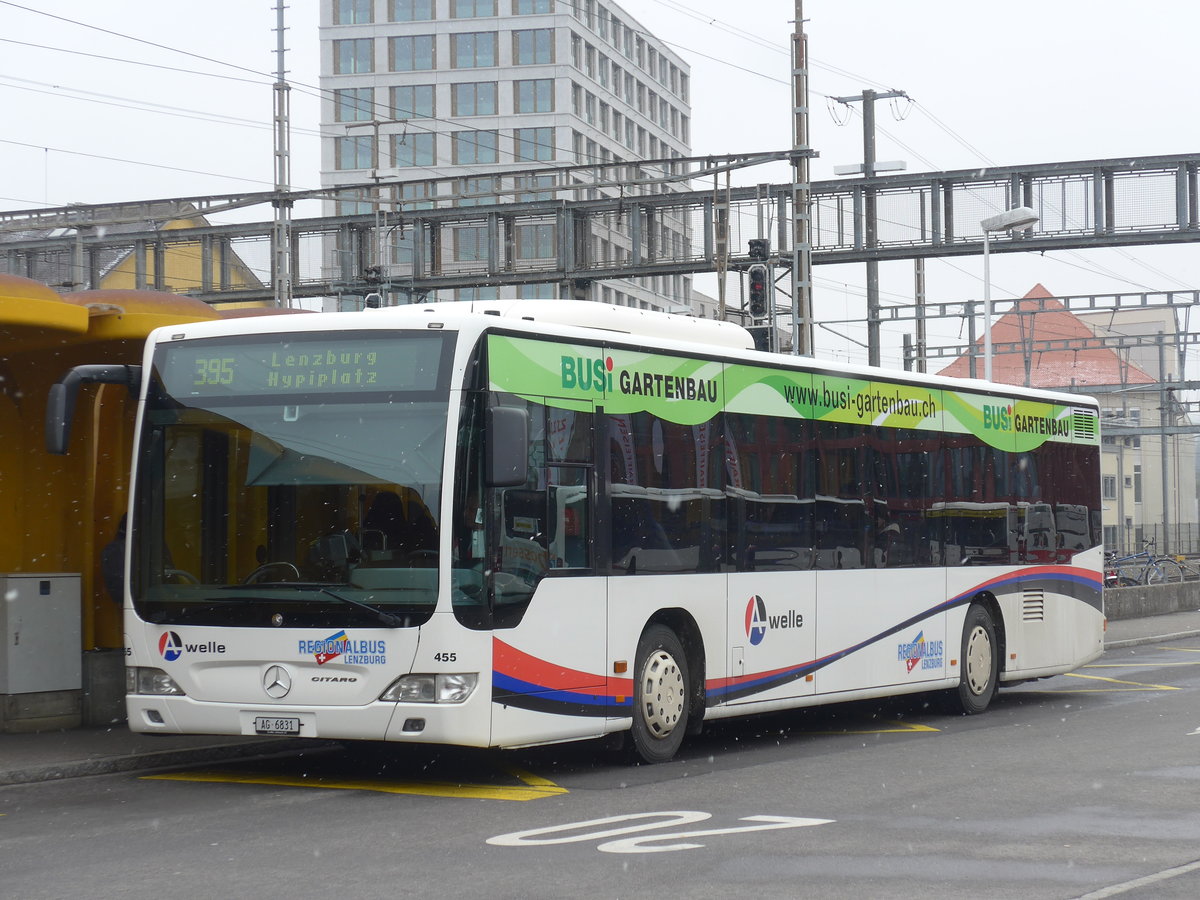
[{"xmin": 2, "ymin": 152, "xmax": 1197, "ymax": 303}]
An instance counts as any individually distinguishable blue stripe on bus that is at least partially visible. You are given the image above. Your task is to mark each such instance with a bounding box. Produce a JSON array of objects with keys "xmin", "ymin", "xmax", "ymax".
[
  {"xmin": 492, "ymin": 673, "xmax": 630, "ymax": 717},
  {"xmin": 711, "ymin": 567, "xmax": 1101, "ymax": 704},
  {"xmin": 492, "ymin": 567, "xmax": 1102, "ymax": 714}
]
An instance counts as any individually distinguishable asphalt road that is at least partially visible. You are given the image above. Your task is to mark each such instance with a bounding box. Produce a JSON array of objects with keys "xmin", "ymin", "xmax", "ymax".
[{"xmin": 3, "ymin": 638, "xmax": 1200, "ymax": 900}]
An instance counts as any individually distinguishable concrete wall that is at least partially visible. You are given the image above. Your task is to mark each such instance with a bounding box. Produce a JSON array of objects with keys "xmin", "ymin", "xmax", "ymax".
[{"xmin": 1105, "ymin": 581, "xmax": 1200, "ymax": 620}]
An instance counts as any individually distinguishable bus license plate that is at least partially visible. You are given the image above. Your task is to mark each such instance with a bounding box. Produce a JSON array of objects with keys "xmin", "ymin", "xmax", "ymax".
[{"xmin": 253, "ymin": 716, "xmax": 301, "ymax": 736}]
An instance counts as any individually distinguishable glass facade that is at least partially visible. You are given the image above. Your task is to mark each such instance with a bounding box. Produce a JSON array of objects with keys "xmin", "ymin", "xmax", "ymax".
[
  {"xmin": 514, "ymin": 127, "xmax": 553, "ymax": 162},
  {"xmin": 334, "ymin": 87, "xmax": 374, "ymax": 122},
  {"xmin": 335, "ymin": 134, "xmax": 374, "ymax": 170},
  {"xmin": 451, "ymin": 82, "xmax": 498, "ymax": 116},
  {"xmin": 393, "ymin": 132, "xmax": 436, "ymax": 167},
  {"xmin": 389, "ymin": 34, "xmax": 435, "ymax": 70},
  {"xmin": 451, "ymin": 31, "xmax": 498, "ymax": 68},
  {"xmin": 390, "ymin": 0, "xmax": 434, "ymax": 21},
  {"xmin": 515, "ymin": 78, "xmax": 553, "ymax": 113},
  {"xmin": 452, "ymin": 0, "xmax": 498, "ymax": 16},
  {"xmin": 333, "ymin": 38, "xmax": 373, "ymax": 74},
  {"xmin": 334, "ymin": 0, "xmax": 372, "ymax": 25},
  {"xmin": 334, "ymin": 0, "xmax": 372, "ymax": 24},
  {"xmin": 452, "ymin": 130, "xmax": 498, "ymax": 164},
  {"xmin": 513, "ymin": 28, "xmax": 554, "ymax": 65},
  {"xmin": 390, "ymin": 84, "xmax": 435, "ymax": 119}
]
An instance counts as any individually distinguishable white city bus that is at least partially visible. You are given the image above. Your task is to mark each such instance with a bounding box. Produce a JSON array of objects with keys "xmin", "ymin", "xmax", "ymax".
[{"xmin": 48, "ymin": 300, "xmax": 1105, "ymax": 763}]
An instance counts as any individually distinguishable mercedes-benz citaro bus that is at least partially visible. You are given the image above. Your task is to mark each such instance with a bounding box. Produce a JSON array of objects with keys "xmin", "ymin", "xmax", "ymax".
[{"xmin": 47, "ymin": 300, "xmax": 1105, "ymax": 763}]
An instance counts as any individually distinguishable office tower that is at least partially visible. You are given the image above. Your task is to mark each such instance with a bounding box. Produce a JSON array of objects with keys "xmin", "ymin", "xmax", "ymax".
[{"xmin": 320, "ymin": 0, "xmax": 693, "ymax": 309}]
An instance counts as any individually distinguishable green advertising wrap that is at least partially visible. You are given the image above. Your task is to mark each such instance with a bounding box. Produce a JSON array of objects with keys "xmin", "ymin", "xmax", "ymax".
[{"xmin": 487, "ymin": 334, "xmax": 1097, "ymax": 450}]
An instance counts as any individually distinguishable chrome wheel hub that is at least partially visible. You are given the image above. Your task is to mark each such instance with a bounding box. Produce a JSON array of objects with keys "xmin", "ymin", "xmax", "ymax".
[
  {"xmin": 641, "ymin": 649, "xmax": 684, "ymax": 737},
  {"xmin": 964, "ymin": 625, "xmax": 993, "ymax": 695}
]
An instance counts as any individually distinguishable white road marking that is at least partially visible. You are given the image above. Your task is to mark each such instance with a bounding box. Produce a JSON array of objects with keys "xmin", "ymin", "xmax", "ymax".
[
  {"xmin": 1074, "ymin": 857, "xmax": 1200, "ymax": 898},
  {"xmin": 488, "ymin": 810, "xmax": 834, "ymax": 854}
]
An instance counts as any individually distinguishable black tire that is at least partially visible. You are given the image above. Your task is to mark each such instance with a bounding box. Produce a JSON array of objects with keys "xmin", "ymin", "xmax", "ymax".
[
  {"xmin": 1115, "ymin": 566, "xmax": 1140, "ymax": 586},
  {"xmin": 1143, "ymin": 562, "xmax": 1165, "ymax": 585},
  {"xmin": 946, "ymin": 603, "xmax": 998, "ymax": 716},
  {"xmin": 627, "ymin": 624, "xmax": 690, "ymax": 764},
  {"xmin": 1155, "ymin": 559, "xmax": 1185, "ymax": 583}
]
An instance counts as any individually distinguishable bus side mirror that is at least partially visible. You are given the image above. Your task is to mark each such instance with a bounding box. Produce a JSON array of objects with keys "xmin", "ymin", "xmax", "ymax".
[
  {"xmin": 45, "ymin": 364, "xmax": 142, "ymax": 455},
  {"xmin": 486, "ymin": 406, "xmax": 529, "ymax": 488}
]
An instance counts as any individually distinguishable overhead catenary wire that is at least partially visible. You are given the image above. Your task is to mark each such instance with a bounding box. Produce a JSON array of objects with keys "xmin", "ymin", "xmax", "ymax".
[
  {"xmin": 0, "ymin": 0, "xmax": 274, "ymax": 80},
  {"xmin": 0, "ymin": 74, "xmax": 329, "ymax": 137},
  {"xmin": 4, "ymin": 0, "xmax": 1197, "ymax": 393},
  {"xmin": 0, "ymin": 0, "xmax": 1194, "ymax": 301},
  {"xmin": 0, "ymin": 36, "xmax": 274, "ymax": 85},
  {"xmin": 0, "ymin": 137, "xmax": 278, "ymax": 188},
  {"xmin": 0, "ymin": 0, "xmax": 677, "ymax": 190}
]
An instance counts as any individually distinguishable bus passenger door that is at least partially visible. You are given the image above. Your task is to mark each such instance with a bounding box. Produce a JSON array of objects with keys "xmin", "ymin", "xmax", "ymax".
[{"xmin": 487, "ymin": 397, "xmax": 608, "ymax": 747}]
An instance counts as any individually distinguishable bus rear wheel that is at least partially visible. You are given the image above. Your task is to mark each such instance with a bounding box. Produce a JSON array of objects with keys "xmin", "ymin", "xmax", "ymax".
[
  {"xmin": 946, "ymin": 603, "xmax": 998, "ymax": 716},
  {"xmin": 628, "ymin": 625, "xmax": 690, "ymax": 764}
]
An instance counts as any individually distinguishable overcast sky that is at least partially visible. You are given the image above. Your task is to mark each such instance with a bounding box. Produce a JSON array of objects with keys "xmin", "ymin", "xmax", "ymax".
[{"xmin": 2, "ymin": 1, "xmax": 1197, "ymax": 369}]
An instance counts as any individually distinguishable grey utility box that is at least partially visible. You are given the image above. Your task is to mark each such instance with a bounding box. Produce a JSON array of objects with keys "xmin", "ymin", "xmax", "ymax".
[{"xmin": 1, "ymin": 574, "xmax": 82, "ymax": 694}]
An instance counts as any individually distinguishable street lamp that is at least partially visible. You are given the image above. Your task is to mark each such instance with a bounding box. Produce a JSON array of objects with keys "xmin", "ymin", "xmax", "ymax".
[{"xmin": 981, "ymin": 206, "xmax": 1039, "ymax": 382}]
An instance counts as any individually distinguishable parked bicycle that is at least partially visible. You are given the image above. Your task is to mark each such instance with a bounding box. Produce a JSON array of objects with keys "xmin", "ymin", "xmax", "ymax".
[
  {"xmin": 1104, "ymin": 539, "xmax": 1185, "ymax": 586},
  {"xmin": 1168, "ymin": 555, "xmax": 1200, "ymax": 581}
]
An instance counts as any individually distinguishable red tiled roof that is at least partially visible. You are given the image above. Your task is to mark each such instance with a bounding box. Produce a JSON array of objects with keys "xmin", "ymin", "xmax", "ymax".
[{"xmin": 936, "ymin": 283, "xmax": 1155, "ymax": 387}]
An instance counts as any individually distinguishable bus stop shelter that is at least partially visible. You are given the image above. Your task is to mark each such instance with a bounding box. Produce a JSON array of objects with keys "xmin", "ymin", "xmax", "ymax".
[{"xmin": 0, "ymin": 274, "xmax": 221, "ymax": 731}]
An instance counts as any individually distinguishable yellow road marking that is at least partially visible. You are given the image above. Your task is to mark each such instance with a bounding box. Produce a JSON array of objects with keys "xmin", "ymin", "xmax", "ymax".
[
  {"xmin": 502, "ymin": 765, "xmax": 563, "ymax": 789},
  {"xmin": 1036, "ymin": 671, "xmax": 1181, "ymax": 693},
  {"xmin": 144, "ymin": 767, "xmax": 568, "ymax": 801},
  {"xmin": 1086, "ymin": 662, "xmax": 1200, "ymax": 668},
  {"xmin": 809, "ymin": 719, "xmax": 939, "ymax": 736}
]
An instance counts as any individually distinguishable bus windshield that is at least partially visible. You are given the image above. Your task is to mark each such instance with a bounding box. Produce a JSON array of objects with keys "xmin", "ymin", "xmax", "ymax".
[{"xmin": 131, "ymin": 331, "xmax": 454, "ymax": 629}]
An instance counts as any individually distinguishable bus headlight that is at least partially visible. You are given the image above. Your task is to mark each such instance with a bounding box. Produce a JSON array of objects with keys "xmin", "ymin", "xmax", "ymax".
[
  {"xmin": 126, "ymin": 666, "xmax": 186, "ymax": 696},
  {"xmin": 380, "ymin": 673, "xmax": 478, "ymax": 704}
]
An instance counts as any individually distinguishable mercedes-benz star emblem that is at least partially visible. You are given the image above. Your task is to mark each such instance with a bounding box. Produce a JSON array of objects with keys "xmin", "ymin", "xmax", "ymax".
[{"xmin": 263, "ymin": 665, "xmax": 292, "ymax": 699}]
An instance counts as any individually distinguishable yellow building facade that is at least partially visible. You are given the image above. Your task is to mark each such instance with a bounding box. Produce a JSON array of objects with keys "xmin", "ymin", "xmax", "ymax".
[{"xmin": 0, "ymin": 274, "xmax": 220, "ymax": 729}]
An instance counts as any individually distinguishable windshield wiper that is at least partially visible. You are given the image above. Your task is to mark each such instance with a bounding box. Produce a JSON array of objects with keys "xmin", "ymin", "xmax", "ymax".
[
  {"xmin": 318, "ymin": 587, "xmax": 404, "ymax": 627},
  {"xmin": 213, "ymin": 582, "xmax": 405, "ymax": 627}
]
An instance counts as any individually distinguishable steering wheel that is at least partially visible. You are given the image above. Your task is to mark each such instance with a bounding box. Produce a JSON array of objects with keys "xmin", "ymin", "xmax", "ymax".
[
  {"xmin": 403, "ymin": 549, "xmax": 439, "ymax": 567},
  {"xmin": 242, "ymin": 561, "xmax": 302, "ymax": 584},
  {"xmin": 164, "ymin": 568, "xmax": 200, "ymax": 585}
]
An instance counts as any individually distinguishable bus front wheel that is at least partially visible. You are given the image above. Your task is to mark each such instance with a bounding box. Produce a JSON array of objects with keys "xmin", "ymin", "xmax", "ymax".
[
  {"xmin": 628, "ymin": 624, "xmax": 690, "ymax": 764},
  {"xmin": 946, "ymin": 603, "xmax": 998, "ymax": 716}
]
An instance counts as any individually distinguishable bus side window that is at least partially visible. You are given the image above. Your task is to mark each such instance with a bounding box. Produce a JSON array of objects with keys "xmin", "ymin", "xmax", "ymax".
[
  {"xmin": 488, "ymin": 396, "xmax": 594, "ymax": 621},
  {"xmin": 548, "ymin": 467, "xmax": 590, "ymax": 569},
  {"xmin": 605, "ymin": 411, "xmax": 721, "ymax": 575},
  {"xmin": 492, "ymin": 398, "xmax": 547, "ymax": 603}
]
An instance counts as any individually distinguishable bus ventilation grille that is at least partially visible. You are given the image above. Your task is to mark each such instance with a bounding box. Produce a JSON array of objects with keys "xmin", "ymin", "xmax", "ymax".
[
  {"xmin": 1071, "ymin": 408, "xmax": 1099, "ymax": 441},
  {"xmin": 1022, "ymin": 590, "xmax": 1046, "ymax": 622}
]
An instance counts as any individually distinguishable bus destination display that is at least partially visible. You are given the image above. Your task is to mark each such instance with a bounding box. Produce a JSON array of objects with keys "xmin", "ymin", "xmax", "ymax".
[{"xmin": 158, "ymin": 333, "xmax": 447, "ymax": 397}]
